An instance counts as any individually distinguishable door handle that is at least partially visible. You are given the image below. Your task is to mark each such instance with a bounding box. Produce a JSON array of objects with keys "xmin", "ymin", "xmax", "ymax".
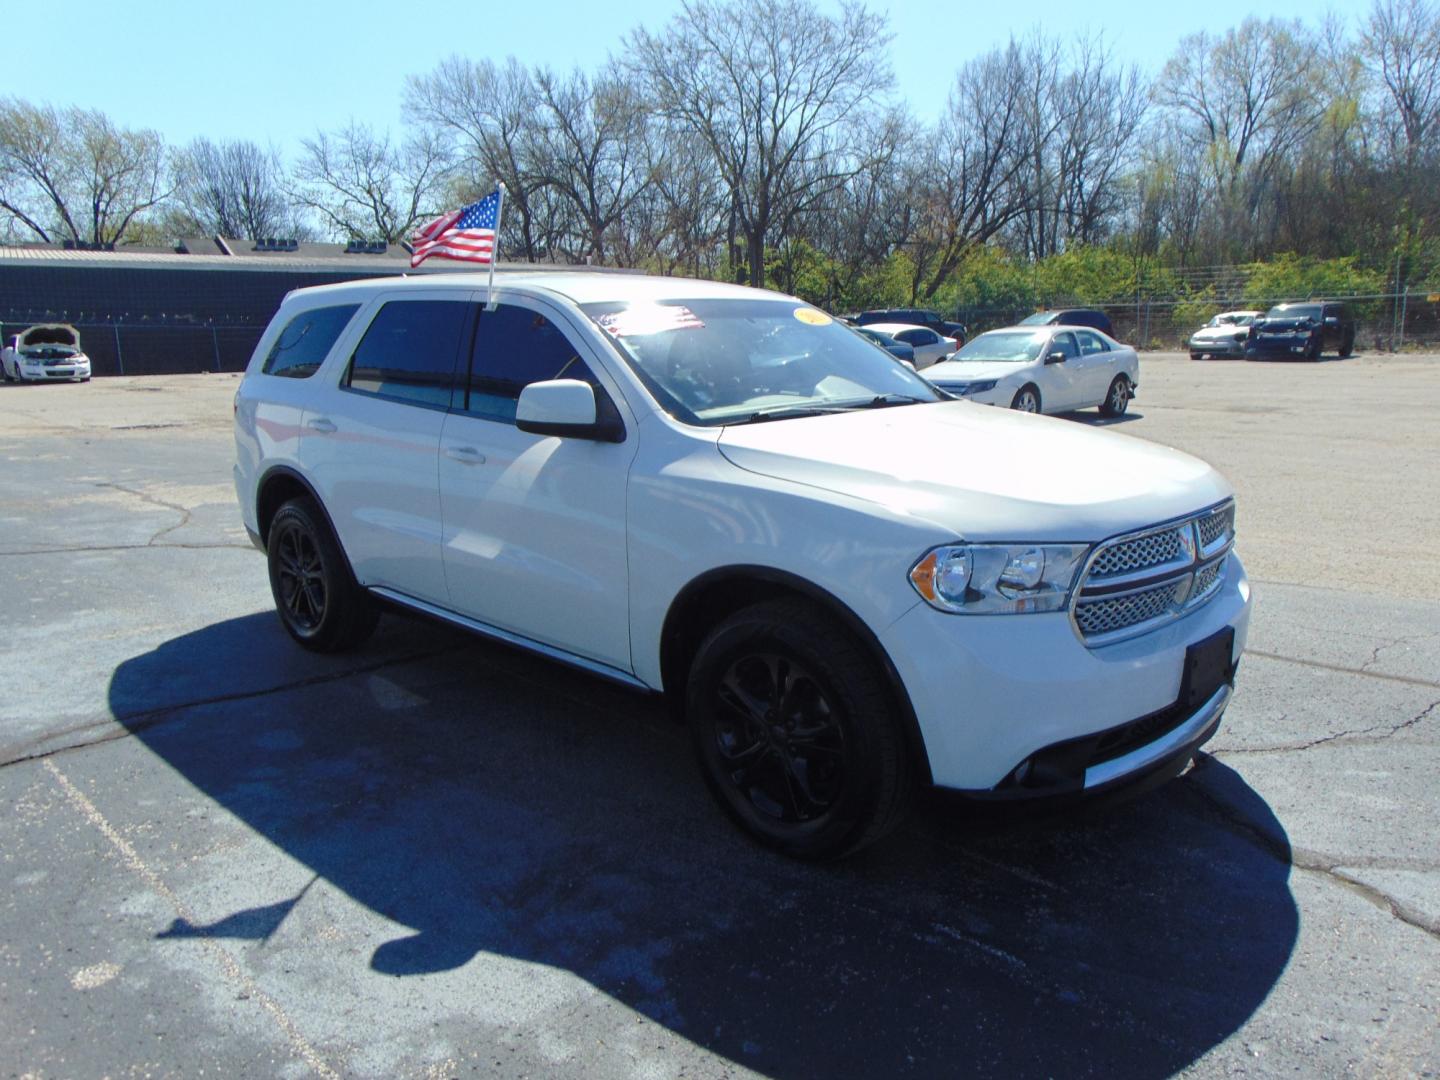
[
  {"xmin": 306, "ymin": 417, "xmax": 337, "ymax": 434},
  {"xmin": 444, "ymin": 446, "xmax": 486, "ymax": 465}
]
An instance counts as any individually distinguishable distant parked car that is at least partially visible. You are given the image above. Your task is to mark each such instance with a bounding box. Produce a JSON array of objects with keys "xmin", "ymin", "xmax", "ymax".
[
  {"xmin": 855, "ymin": 308, "xmax": 967, "ymax": 346},
  {"xmin": 860, "ymin": 323, "xmax": 955, "ymax": 369},
  {"xmin": 1018, "ymin": 309, "xmax": 1116, "ymax": 338},
  {"xmin": 2, "ymin": 324, "xmax": 92, "ymax": 383},
  {"xmin": 853, "ymin": 326, "xmax": 916, "ymax": 365},
  {"xmin": 1188, "ymin": 311, "xmax": 1262, "ymax": 360},
  {"xmin": 1245, "ymin": 302, "xmax": 1356, "ymax": 360},
  {"xmin": 924, "ymin": 325, "xmax": 1138, "ymax": 416}
]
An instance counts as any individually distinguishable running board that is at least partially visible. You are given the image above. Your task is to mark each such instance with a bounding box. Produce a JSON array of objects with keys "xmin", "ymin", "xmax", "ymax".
[{"xmin": 369, "ymin": 587, "xmax": 651, "ymax": 692}]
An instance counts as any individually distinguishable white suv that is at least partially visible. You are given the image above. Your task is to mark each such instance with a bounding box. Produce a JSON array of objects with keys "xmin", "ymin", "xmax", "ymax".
[{"xmin": 234, "ymin": 273, "xmax": 1251, "ymax": 859}]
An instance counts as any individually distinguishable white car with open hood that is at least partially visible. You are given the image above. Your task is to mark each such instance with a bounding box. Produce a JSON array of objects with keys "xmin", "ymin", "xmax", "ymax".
[
  {"xmin": 233, "ymin": 273, "xmax": 1250, "ymax": 859},
  {"xmin": 2, "ymin": 324, "xmax": 92, "ymax": 383}
]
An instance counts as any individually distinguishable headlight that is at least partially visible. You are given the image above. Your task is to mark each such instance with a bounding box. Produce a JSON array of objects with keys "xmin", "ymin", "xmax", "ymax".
[{"xmin": 909, "ymin": 543, "xmax": 1090, "ymax": 614}]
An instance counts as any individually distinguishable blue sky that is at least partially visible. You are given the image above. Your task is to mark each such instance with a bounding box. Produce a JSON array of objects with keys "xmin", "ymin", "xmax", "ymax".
[{"xmin": 3, "ymin": 0, "xmax": 1370, "ymax": 156}]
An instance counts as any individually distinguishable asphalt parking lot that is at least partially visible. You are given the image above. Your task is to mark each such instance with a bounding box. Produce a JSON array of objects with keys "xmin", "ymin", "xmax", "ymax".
[{"xmin": 1, "ymin": 351, "xmax": 1437, "ymax": 1079}]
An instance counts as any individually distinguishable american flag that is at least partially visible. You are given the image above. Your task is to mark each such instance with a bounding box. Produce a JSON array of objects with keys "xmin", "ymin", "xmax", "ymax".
[{"xmin": 409, "ymin": 190, "xmax": 501, "ymax": 268}]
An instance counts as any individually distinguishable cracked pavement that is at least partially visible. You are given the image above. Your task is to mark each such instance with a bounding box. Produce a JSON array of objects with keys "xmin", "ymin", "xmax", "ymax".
[{"xmin": 1, "ymin": 360, "xmax": 1438, "ymax": 1078}]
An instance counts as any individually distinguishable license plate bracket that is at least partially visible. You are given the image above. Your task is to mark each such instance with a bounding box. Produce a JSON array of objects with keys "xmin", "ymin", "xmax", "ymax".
[{"xmin": 1179, "ymin": 626, "xmax": 1235, "ymax": 712}]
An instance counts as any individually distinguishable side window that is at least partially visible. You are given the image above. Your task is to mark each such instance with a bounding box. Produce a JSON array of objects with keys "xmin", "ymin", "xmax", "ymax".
[
  {"xmin": 1054, "ymin": 331, "xmax": 1080, "ymax": 358},
  {"xmin": 262, "ymin": 304, "xmax": 358, "ymax": 378},
  {"xmin": 916, "ymin": 330, "xmax": 939, "ymax": 345},
  {"xmin": 464, "ymin": 304, "xmax": 598, "ymax": 424},
  {"xmin": 345, "ymin": 300, "xmax": 468, "ymax": 408},
  {"xmin": 1076, "ymin": 330, "xmax": 1109, "ymax": 355}
]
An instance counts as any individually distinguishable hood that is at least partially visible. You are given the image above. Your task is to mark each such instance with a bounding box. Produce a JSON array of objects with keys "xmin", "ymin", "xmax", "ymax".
[
  {"xmin": 716, "ymin": 402, "xmax": 1231, "ymax": 542},
  {"xmin": 1254, "ymin": 317, "xmax": 1315, "ymax": 333},
  {"xmin": 18, "ymin": 324, "xmax": 81, "ymax": 349},
  {"xmin": 924, "ymin": 359, "xmax": 1034, "ymax": 384},
  {"xmin": 1192, "ymin": 326, "xmax": 1249, "ymax": 341}
]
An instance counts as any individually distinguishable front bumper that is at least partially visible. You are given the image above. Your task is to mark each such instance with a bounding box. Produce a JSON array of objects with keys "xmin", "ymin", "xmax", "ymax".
[
  {"xmin": 20, "ymin": 359, "xmax": 91, "ymax": 381},
  {"xmin": 881, "ymin": 551, "xmax": 1251, "ymax": 792},
  {"xmin": 1189, "ymin": 337, "xmax": 1247, "ymax": 357},
  {"xmin": 1246, "ymin": 335, "xmax": 1312, "ymax": 357}
]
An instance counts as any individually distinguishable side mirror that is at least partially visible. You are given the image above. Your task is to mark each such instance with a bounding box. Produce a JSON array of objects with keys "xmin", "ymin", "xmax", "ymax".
[
  {"xmin": 1045, "ymin": 350, "xmax": 1067, "ymax": 365},
  {"xmin": 515, "ymin": 379, "xmax": 624, "ymax": 442}
]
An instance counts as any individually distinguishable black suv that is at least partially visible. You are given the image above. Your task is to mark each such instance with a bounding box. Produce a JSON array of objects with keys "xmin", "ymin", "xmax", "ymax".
[
  {"xmin": 1246, "ymin": 302, "xmax": 1357, "ymax": 361},
  {"xmin": 854, "ymin": 308, "xmax": 967, "ymax": 345},
  {"xmin": 1018, "ymin": 309, "xmax": 1116, "ymax": 337}
]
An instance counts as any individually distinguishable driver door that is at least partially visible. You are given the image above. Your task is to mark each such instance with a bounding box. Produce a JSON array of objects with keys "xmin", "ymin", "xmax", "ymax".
[{"xmin": 438, "ymin": 297, "xmax": 638, "ymax": 672}]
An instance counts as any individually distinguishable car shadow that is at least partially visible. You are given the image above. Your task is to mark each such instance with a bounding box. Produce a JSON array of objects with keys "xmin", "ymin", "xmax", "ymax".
[
  {"xmin": 108, "ymin": 612, "xmax": 1298, "ymax": 1078},
  {"xmin": 1058, "ymin": 409, "xmax": 1144, "ymax": 428}
]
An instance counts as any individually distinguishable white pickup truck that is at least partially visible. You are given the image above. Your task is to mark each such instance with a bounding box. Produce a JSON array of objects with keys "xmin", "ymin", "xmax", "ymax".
[{"xmin": 234, "ymin": 273, "xmax": 1251, "ymax": 858}]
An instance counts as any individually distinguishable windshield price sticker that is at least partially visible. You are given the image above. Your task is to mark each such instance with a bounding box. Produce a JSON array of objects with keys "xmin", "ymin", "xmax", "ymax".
[{"xmin": 793, "ymin": 307, "xmax": 832, "ymax": 326}]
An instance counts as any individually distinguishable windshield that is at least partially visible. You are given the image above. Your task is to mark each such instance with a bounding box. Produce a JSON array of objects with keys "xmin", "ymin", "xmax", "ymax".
[
  {"xmin": 1267, "ymin": 304, "xmax": 1322, "ymax": 320},
  {"xmin": 949, "ymin": 330, "xmax": 1048, "ymax": 362},
  {"xmin": 581, "ymin": 298, "xmax": 944, "ymax": 426},
  {"xmin": 1207, "ymin": 313, "xmax": 1256, "ymax": 328}
]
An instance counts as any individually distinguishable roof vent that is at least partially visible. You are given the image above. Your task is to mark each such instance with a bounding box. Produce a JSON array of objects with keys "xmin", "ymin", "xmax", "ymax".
[
  {"xmin": 253, "ymin": 238, "xmax": 299, "ymax": 252},
  {"xmin": 344, "ymin": 240, "xmax": 387, "ymax": 255}
]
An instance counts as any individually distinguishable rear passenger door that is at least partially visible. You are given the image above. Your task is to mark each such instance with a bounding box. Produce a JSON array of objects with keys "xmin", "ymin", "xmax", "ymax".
[
  {"xmin": 438, "ymin": 297, "xmax": 637, "ymax": 672},
  {"xmin": 302, "ymin": 292, "xmax": 470, "ymax": 606}
]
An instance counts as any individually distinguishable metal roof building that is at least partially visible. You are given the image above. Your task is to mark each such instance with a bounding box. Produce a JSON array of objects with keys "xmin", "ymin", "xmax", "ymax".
[{"xmin": 0, "ymin": 241, "xmax": 628, "ymax": 376}]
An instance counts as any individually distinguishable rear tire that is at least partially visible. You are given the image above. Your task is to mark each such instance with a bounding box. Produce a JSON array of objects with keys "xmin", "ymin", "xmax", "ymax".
[
  {"xmin": 266, "ymin": 496, "xmax": 378, "ymax": 652},
  {"xmin": 1011, "ymin": 385, "xmax": 1041, "ymax": 413},
  {"xmin": 686, "ymin": 599, "xmax": 912, "ymax": 860},
  {"xmin": 1099, "ymin": 375, "xmax": 1131, "ymax": 417}
]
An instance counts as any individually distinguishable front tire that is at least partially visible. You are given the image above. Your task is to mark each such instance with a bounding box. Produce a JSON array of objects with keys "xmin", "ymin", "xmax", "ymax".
[
  {"xmin": 266, "ymin": 496, "xmax": 378, "ymax": 652},
  {"xmin": 1340, "ymin": 333, "xmax": 1355, "ymax": 358},
  {"xmin": 686, "ymin": 599, "xmax": 912, "ymax": 860},
  {"xmin": 1100, "ymin": 375, "xmax": 1131, "ymax": 417},
  {"xmin": 1011, "ymin": 385, "xmax": 1041, "ymax": 413}
]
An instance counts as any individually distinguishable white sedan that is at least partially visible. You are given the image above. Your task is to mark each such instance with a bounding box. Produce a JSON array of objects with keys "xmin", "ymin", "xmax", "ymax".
[
  {"xmin": 860, "ymin": 322, "xmax": 955, "ymax": 369},
  {"xmin": 923, "ymin": 325, "xmax": 1138, "ymax": 416}
]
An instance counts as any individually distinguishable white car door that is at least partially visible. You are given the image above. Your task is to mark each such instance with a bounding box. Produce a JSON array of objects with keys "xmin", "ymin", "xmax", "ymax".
[
  {"xmin": 1034, "ymin": 330, "xmax": 1083, "ymax": 411},
  {"xmin": 1072, "ymin": 330, "xmax": 1119, "ymax": 405},
  {"xmin": 300, "ymin": 293, "xmax": 470, "ymax": 606},
  {"xmin": 438, "ymin": 297, "xmax": 637, "ymax": 672}
]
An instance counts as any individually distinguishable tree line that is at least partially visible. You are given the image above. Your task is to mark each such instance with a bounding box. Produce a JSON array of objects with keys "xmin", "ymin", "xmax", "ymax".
[{"xmin": 1, "ymin": 0, "xmax": 1436, "ymax": 315}]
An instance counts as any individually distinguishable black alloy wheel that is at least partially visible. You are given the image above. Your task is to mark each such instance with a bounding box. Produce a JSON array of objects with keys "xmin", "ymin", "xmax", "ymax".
[
  {"xmin": 266, "ymin": 496, "xmax": 378, "ymax": 652},
  {"xmin": 273, "ymin": 521, "xmax": 327, "ymax": 633},
  {"xmin": 712, "ymin": 651, "xmax": 847, "ymax": 825},
  {"xmin": 687, "ymin": 599, "xmax": 911, "ymax": 859}
]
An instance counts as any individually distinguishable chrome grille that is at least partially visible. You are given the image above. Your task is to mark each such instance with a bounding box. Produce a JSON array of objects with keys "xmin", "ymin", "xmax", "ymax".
[
  {"xmin": 1197, "ymin": 505, "xmax": 1234, "ymax": 549},
  {"xmin": 1072, "ymin": 500, "xmax": 1236, "ymax": 646},
  {"xmin": 1074, "ymin": 582, "xmax": 1184, "ymax": 636},
  {"xmin": 1088, "ymin": 527, "xmax": 1182, "ymax": 579},
  {"xmin": 1191, "ymin": 560, "xmax": 1223, "ymax": 601}
]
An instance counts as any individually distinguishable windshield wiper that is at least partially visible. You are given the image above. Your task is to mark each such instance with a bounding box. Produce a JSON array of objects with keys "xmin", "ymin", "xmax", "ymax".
[
  {"xmin": 856, "ymin": 393, "xmax": 932, "ymax": 408},
  {"xmin": 729, "ymin": 404, "xmax": 849, "ymax": 424}
]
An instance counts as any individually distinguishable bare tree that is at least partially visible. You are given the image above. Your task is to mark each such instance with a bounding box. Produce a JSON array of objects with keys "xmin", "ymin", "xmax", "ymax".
[
  {"xmin": 628, "ymin": 0, "xmax": 895, "ymax": 286},
  {"xmin": 0, "ymin": 98, "xmax": 168, "ymax": 245},
  {"xmin": 171, "ymin": 137, "xmax": 296, "ymax": 239},
  {"xmin": 1363, "ymin": 0, "xmax": 1440, "ymax": 169},
  {"xmin": 405, "ymin": 57, "xmax": 559, "ymax": 261},
  {"xmin": 290, "ymin": 121, "xmax": 448, "ymax": 242},
  {"xmin": 906, "ymin": 42, "xmax": 1035, "ymax": 300},
  {"xmin": 1156, "ymin": 19, "xmax": 1324, "ymax": 257},
  {"xmin": 531, "ymin": 65, "xmax": 651, "ymax": 265}
]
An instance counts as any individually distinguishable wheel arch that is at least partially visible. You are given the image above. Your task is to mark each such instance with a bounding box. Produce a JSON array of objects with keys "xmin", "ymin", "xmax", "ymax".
[
  {"xmin": 254, "ymin": 465, "xmax": 340, "ymax": 553},
  {"xmin": 658, "ymin": 565, "xmax": 934, "ymax": 786}
]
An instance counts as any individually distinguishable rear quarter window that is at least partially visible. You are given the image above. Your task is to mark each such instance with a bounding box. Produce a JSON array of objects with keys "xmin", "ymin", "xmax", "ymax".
[{"xmin": 262, "ymin": 305, "xmax": 358, "ymax": 378}]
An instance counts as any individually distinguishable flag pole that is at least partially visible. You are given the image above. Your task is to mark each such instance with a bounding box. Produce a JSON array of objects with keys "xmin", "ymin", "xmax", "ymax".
[{"xmin": 486, "ymin": 182, "xmax": 506, "ymax": 311}]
